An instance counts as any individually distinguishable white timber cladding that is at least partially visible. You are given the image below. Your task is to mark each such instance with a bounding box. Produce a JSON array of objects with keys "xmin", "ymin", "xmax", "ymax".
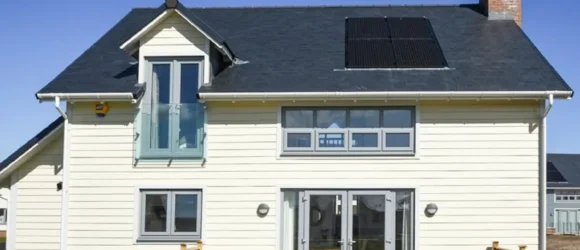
[
  {"xmin": 14, "ymin": 133, "xmax": 63, "ymax": 250},
  {"xmin": 137, "ymin": 12, "xmax": 210, "ymax": 84},
  {"xmin": 61, "ymin": 99, "xmax": 542, "ymax": 250}
]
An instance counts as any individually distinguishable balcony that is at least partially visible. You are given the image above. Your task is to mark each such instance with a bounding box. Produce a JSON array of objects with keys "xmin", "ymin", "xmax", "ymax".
[{"xmin": 139, "ymin": 103, "xmax": 205, "ymax": 159}]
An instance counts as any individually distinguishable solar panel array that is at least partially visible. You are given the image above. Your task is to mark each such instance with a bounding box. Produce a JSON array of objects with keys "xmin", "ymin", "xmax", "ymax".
[{"xmin": 345, "ymin": 17, "xmax": 448, "ymax": 69}]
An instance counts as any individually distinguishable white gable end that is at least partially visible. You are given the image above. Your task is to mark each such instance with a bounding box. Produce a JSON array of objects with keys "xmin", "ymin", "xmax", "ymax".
[{"xmin": 137, "ymin": 12, "xmax": 210, "ymax": 84}]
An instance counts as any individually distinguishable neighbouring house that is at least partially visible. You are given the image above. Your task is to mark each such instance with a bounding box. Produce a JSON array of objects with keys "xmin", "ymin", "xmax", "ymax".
[
  {"xmin": 547, "ymin": 154, "xmax": 580, "ymax": 235},
  {"xmin": 0, "ymin": 0, "xmax": 574, "ymax": 250}
]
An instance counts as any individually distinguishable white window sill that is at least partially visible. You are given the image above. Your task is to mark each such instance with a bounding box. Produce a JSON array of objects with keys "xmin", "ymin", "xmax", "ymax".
[
  {"xmin": 278, "ymin": 152, "xmax": 419, "ymax": 160},
  {"xmin": 136, "ymin": 237, "xmax": 201, "ymax": 244}
]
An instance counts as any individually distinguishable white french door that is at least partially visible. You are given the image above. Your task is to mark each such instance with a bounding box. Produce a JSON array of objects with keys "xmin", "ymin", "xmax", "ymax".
[{"xmin": 300, "ymin": 190, "xmax": 396, "ymax": 250}]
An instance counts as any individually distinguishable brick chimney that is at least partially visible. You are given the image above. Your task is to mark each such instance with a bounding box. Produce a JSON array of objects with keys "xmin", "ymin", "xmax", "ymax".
[{"xmin": 479, "ymin": 0, "xmax": 522, "ymax": 27}]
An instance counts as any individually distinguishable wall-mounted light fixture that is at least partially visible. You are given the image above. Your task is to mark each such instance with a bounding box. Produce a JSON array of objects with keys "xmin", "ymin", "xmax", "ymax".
[
  {"xmin": 425, "ymin": 203, "xmax": 438, "ymax": 217},
  {"xmin": 257, "ymin": 203, "xmax": 270, "ymax": 217}
]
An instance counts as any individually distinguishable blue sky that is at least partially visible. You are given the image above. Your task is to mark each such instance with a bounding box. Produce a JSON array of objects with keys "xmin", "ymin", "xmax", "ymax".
[{"xmin": 0, "ymin": 0, "xmax": 578, "ymax": 159}]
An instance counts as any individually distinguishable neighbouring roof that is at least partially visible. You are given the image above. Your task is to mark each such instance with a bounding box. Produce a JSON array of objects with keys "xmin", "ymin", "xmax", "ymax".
[
  {"xmin": 548, "ymin": 154, "xmax": 580, "ymax": 188},
  {"xmin": 0, "ymin": 117, "xmax": 64, "ymax": 173},
  {"xmin": 36, "ymin": 4, "xmax": 573, "ymax": 97}
]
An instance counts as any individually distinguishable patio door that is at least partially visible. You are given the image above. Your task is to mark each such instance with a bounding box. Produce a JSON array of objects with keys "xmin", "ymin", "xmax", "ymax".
[
  {"xmin": 556, "ymin": 209, "xmax": 580, "ymax": 234},
  {"xmin": 302, "ymin": 191, "xmax": 395, "ymax": 250}
]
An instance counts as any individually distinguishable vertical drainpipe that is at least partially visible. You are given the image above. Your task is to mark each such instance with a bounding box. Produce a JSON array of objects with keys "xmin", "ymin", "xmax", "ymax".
[
  {"xmin": 539, "ymin": 94, "xmax": 553, "ymax": 250},
  {"xmin": 55, "ymin": 97, "xmax": 69, "ymax": 250}
]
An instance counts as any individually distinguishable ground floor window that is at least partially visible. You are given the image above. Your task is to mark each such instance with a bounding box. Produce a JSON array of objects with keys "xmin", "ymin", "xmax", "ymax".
[
  {"xmin": 138, "ymin": 189, "xmax": 202, "ymax": 241},
  {"xmin": 281, "ymin": 189, "xmax": 414, "ymax": 250}
]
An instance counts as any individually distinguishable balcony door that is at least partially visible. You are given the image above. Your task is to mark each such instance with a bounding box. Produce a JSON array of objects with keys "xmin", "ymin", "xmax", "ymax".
[
  {"xmin": 141, "ymin": 58, "xmax": 204, "ymax": 158},
  {"xmin": 301, "ymin": 190, "xmax": 395, "ymax": 250}
]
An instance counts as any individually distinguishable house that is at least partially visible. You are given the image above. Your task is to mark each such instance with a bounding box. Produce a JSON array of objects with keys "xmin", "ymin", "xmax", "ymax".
[
  {"xmin": 546, "ymin": 154, "xmax": 580, "ymax": 235},
  {"xmin": 0, "ymin": 0, "xmax": 574, "ymax": 250}
]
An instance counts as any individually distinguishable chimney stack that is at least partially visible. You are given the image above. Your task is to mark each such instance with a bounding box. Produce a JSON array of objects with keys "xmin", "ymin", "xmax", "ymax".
[
  {"xmin": 479, "ymin": 0, "xmax": 522, "ymax": 27},
  {"xmin": 165, "ymin": 0, "xmax": 178, "ymax": 9}
]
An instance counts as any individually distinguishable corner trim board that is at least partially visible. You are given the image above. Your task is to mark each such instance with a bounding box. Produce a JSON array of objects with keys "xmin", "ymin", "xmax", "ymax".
[
  {"xmin": 7, "ymin": 172, "xmax": 17, "ymax": 250},
  {"xmin": 60, "ymin": 104, "xmax": 71, "ymax": 250}
]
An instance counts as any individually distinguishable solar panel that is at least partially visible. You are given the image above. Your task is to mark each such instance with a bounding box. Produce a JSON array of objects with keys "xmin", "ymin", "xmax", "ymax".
[
  {"xmin": 346, "ymin": 40, "xmax": 395, "ymax": 68},
  {"xmin": 388, "ymin": 17, "xmax": 433, "ymax": 39},
  {"xmin": 392, "ymin": 40, "xmax": 447, "ymax": 68},
  {"xmin": 347, "ymin": 17, "xmax": 390, "ymax": 40},
  {"xmin": 345, "ymin": 17, "xmax": 447, "ymax": 69}
]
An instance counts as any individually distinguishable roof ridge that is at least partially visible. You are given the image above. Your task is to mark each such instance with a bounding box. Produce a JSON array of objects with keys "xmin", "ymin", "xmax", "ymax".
[{"xmin": 184, "ymin": 4, "xmax": 472, "ymax": 10}]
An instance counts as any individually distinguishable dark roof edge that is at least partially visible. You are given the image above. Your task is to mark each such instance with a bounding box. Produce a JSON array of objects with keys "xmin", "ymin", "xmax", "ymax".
[
  {"xmin": 36, "ymin": 84, "xmax": 146, "ymax": 101},
  {"xmin": 514, "ymin": 22, "xmax": 575, "ymax": 95},
  {"xmin": 186, "ymin": 4, "xmax": 475, "ymax": 10},
  {"xmin": 0, "ymin": 117, "xmax": 65, "ymax": 173}
]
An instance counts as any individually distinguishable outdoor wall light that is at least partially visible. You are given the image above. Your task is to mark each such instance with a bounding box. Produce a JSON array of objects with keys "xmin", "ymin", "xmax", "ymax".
[
  {"xmin": 425, "ymin": 203, "xmax": 438, "ymax": 217},
  {"xmin": 257, "ymin": 203, "xmax": 270, "ymax": 217}
]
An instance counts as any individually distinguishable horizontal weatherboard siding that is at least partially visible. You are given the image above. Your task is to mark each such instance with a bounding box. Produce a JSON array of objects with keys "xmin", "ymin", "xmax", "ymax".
[
  {"xmin": 14, "ymin": 134, "xmax": 63, "ymax": 250},
  {"xmin": 61, "ymin": 100, "xmax": 541, "ymax": 250}
]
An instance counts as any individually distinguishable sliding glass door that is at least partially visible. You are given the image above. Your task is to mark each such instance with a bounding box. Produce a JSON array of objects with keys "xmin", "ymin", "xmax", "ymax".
[{"xmin": 293, "ymin": 191, "xmax": 396, "ymax": 250}]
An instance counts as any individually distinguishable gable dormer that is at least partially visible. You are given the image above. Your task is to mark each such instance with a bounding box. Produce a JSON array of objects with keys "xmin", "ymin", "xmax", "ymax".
[
  {"xmin": 120, "ymin": 0, "xmax": 234, "ymax": 86},
  {"xmin": 119, "ymin": 0, "xmax": 237, "ymax": 160}
]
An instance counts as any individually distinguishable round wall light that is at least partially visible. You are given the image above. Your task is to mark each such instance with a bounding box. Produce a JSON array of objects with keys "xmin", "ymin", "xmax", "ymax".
[
  {"xmin": 425, "ymin": 203, "xmax": 438, "ymax": 217},
  {"xmin": 257, "ymin": 203, "xmax": 270, "ymax": 217}
]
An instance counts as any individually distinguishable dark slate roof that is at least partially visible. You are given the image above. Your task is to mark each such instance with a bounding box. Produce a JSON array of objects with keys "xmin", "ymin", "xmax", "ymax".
[
  {"xmin": 0, "ymin": 117, "xmax": 64, "ymax": 172},
  {"xmin": 548, "ymin": 154, "xmax": 580, "ymax": 188},
  {"xmin": 36, "ymin": 4, "xmax": 573, "ymax": 96},
  {"xmin": 36, "ymin": 7, "xmax": 164, "ymax": 97}
]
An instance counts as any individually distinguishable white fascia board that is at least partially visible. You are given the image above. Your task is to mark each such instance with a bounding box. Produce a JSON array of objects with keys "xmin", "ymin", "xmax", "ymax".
[
  {"xmin": 120, "ymin": 10, "xmax": 172, "ymax": 50},
  {"xmin": 36, "ymin": 92, "xmax": 136, "ymax": 102},
  {"xmin": 120, "ymin": 9, "xmax": 234, "ymax": 61},
  {"xmin": 199, "ymin": 90, "xmax": 574, "ymax": 101},
  {"xmin": 0, "ymin": 124, "xmax": 64, "ymax": 182},
  {"xmin": 173, "ymin": 9, "xmax": 234, "ymax": 61}
]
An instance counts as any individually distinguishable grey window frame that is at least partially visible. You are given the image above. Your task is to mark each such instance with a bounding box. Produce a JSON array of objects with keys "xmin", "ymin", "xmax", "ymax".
[
  {"xmin": 283, "ymin": 129, "xmax": 315, "ymax": 152},
  {"xmin": 315, "ymin": 128, "xmax": 348, "ymax": 151},
  {"xmin": 281, "ymin": 106, "xmax": 416, "ymax": 156},
  {"xmin": 348, "ymin": 129, "xmax": 382, "ymax": 151},
  {"xmin": 0, "ymin": 208, "xmax": 7, "ymax": 225},
  {"xmin": 139, "ymin": 57, "xmax": 205, "ymax": 159},
  {"xmin": 170, "ymin": 191, "xmax": 202, "ymax": 237},
  {"xmin": 382, "ymin": 128, "xmax": 415, "ymax": 152},
  {"xmin": 139, "ymin": 190, "xmax": 202, "ymax": 242}
]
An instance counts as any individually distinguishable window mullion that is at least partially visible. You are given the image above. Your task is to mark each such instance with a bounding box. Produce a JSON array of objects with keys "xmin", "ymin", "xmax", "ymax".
[
  {"xmin": 167, "ymin": 191, "xmax": 174, "ymax": 236},
  {"xmin": 170, "ymin": 62, "xmax": 180, "ymax": 153}
]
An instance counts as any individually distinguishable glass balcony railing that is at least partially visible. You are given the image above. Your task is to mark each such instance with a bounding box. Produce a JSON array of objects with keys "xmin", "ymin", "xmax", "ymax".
[{"xmin": 139, "ymin": 103, "xmax": 205, "ymax": 158}]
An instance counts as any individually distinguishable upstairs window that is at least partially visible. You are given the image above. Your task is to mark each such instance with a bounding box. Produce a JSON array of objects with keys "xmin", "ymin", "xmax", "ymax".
[
  {"xmin": 140, "ymin": 58, "xmax": 205, "ymax": 159},
  {"xmin": 282, "ymin": 107, "xmax": 415, "ymax": 155}
]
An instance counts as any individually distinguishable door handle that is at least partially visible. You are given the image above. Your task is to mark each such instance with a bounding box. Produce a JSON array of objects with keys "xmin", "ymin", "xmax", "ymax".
[
  {"xmin": 386, "ymin": 239, "xmax": 392, "ymax": 244},
  {"xmin": 338, "ymin": 240, "xmax": 345, "ymax": 245},
  {"xmin": 348, "ymin": 240, "xmax": 357, "ymax": 245}
]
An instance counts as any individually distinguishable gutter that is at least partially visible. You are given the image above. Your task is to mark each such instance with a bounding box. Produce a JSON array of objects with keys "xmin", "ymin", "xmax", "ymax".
[
  {"xmin": 36, "ymin": 92, "xmax": 136, "ymax": 102},
  {"xmin": 55, "ymin": 97, "xmax": 70, "ymax": 250},
  {"xmin": 539, "ymin": 94, "xmax": 554, "ymax": 250},
  {"xmin": 199, "ymin": 90, "xmax": 574, "ymax": 101}
]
